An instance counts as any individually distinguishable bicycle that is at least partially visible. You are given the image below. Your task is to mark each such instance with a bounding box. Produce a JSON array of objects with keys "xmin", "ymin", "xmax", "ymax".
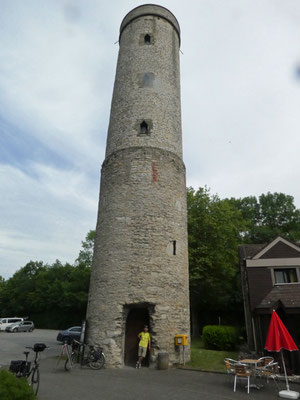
[
  {"xmin": 9, "ymin": 343, "xmax": 47, "ymax": 395},
  {"xmin": 64, "ymin": 339, "xmax": 105, "ymax": 371}
]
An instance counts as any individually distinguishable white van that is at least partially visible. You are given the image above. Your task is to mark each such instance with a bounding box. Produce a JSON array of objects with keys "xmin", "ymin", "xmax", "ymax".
[{"xmin": 0, "ymin": 317, "xmax": 24, "ymax": 331}]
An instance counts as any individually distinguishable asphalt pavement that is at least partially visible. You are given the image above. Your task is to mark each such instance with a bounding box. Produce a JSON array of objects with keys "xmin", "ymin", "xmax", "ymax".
[
  {"xmin": 38, "ymin": 357, "xmax": 300, "ymax": 400},
  {"xmin": 0, "ymin": 329, "xmax": 60, "ymax": 365},
  {"xmin": 1, "ymin": 330, "xmax": 299, "ymax": 400}
]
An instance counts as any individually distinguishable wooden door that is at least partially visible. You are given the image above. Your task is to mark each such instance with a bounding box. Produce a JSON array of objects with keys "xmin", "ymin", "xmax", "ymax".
[{"xmin": 124, "ymin": 308, "xmax": 149, "ymax": 366}]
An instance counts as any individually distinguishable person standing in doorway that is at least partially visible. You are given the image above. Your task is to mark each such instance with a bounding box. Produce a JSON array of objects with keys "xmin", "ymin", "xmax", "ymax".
[{"xmin": 136, "ymin": 325, "xmax": 151, "ymax": 368}]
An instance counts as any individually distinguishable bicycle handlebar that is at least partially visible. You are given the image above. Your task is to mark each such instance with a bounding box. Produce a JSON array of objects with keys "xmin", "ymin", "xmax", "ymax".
[
  {"xmin": 70, "ymin": 339, "xmax": 98, "ymax": 347},
  {"xmin": 25, "ymin": 345, "xmax": 49, "ymax": 352},
  {"xmin": 70, "ymin": 339, "xmax": 82, "ymax": 345}
]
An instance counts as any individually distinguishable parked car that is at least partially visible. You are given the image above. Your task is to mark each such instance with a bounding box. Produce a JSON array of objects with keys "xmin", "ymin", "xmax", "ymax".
[
  {"xmin": 6, "ymin": 321, "xmax": 34, "ymax": 332},
  {"xmin": 56, "ymin": 326, "xmax": 82, "ymax": 343},
  {"xmin": 0, "ymin": 317, "xmax": 24, "ymax": 331}
]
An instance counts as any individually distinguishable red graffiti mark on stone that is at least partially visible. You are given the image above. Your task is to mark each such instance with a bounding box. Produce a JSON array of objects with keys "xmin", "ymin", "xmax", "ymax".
[{"xmin": 152, "ymin": 162, "xmax": 159, "ymax": 182}]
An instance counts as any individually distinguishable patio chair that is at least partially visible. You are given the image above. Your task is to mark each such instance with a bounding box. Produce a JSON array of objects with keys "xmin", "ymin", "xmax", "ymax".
[
  {"xmin": 224, "ymin": 358, "xmax": 238, "ymax": 383},
  {"xmin": 257, "ymin": 356, "xmax": 274, "ymax": 367},
  {"xmin": 233, "ymin": 363, "xmax": 252, "ymax": 394},
  {"xmin": 224, "ymin": 358, "xmax": 238, "ymax": 373},
  {"xmin": 255, "ymin": 362, "xmax": 280, "ymax": 390}
]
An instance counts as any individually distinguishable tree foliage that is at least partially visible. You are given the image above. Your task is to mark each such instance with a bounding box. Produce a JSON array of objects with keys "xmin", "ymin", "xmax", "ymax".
[
  {"xmin": 1, "ymin": 189, "xmax": 299, "ymax": 332},
  {"xmin": 188, "ymin": 189, "xmax": 300, "ymax": 335},
  {"xmin": 187, "ymin": 187, "xmax": 246, "ymax": 334},
  {"xmin": 227, "ymin": 192, "xmax": 300, "ymax": 243},
  {"xmin": 75, "ymin": 230, "xmax": 95, "ymax": 267},
  {"xmin": 0, "ymin": 261, "xmax": 91, "ymax": 329}
]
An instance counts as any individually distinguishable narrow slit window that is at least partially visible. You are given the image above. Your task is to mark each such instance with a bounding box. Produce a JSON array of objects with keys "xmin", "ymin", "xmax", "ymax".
[
  {"xmin": 173, "ymin": 240, "xmax": 176, "ymax": 255},
  {"xmin": 140, "ymin": 121, "xmax": 148, "ymax": 134},
  {"xmin": 144, "ymin": 34, "xmax": 151, "ymax": 44}
]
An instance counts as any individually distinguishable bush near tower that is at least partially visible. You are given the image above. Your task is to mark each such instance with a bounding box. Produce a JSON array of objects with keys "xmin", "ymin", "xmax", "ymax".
[
  {"xmin": 202, "ymin": 325, "xmax": 238, "ymax": 351},
  {"xmin": 0, "ymin": 370, "xmax": 35, "ymax": 400}
]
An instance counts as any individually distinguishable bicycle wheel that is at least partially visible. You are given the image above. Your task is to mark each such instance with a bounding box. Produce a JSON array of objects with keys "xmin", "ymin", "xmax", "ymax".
[
  {"xmin": 88, "ymin": 352, "xmax": 105, "ymax": 370},
  {"xmin": 64, "ymin": 352, "xmax": 77, "ymax": 371},
  {"xmin": 31, "ymin": 367, "xmax": 40, "ymax": 395}
]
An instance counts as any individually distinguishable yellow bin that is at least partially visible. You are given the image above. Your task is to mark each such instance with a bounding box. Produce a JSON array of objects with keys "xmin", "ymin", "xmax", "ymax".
[{"xmin": 175, "ymin": 334, "xmax": 188, "ymax": 346}]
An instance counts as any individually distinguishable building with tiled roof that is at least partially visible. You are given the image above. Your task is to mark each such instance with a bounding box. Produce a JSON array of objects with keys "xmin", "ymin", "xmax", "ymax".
[{"xmin": 239, "ymin": 236, "xmax": 300, "ymax": 373}]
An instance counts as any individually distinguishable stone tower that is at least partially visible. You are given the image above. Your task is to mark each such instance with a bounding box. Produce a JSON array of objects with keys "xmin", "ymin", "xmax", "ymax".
[{"xmin": 86, "ymin": 4, "xmax": 190, "ymax": 367}]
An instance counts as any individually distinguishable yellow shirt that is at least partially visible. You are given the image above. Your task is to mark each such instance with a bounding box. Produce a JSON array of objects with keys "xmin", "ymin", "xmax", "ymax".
[{"xmin": 138, "ymin": 332, "xmax": 150, "ymax": 348}]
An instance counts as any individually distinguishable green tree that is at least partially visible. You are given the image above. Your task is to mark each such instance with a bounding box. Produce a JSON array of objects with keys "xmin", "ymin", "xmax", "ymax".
[
  {"xmin": 187, "ymin": 187, "xmax": 246, "ymax": 336},
  {"xmin": 0, "ymin": 229, "xmax": 95, "ymax": 328},
  {"xmin": 32, "ymin": 260, "xmax": 91, "ymax": 328},
  {"xmin": 228, "ymin": 192, "xmax": 300, "ymax": 243},
  {"xmin": 2, "ymin": 191, "xmax": 298, "ymax": 333},
  {"xmin": 0, "ymin": 261, "xmax": 44, "ymax": 317},
  {"xmin": 0, "ymin": 259, "xmax": 91, "ymax": 329},
  {"xmin": 75, "ymin": 230, "xmax": 95, "ymax": 267}
]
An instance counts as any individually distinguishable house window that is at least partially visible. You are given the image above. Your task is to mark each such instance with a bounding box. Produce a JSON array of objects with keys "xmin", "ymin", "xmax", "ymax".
[{"xmin": 274, "ymin": 268, "xmax": 298, "ymax": 284}]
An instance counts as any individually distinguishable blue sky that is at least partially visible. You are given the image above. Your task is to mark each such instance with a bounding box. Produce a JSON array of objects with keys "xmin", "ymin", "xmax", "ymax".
[{"xmin": 1, "ymin": 0, "xmax": 300, "ymax": 278}]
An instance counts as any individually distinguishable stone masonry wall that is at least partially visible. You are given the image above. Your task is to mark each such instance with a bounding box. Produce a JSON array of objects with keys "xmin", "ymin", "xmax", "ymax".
[
  {"xmin": 87, "ymin": 5, "xmax": 190, "ymax": 367},
  {"xmin": 105, "ymin": 6, "xmax": 182, "ymax": 159},
  {"xmin": 87, "ymin": 147, "xmax": 190, "ymax": 366}
]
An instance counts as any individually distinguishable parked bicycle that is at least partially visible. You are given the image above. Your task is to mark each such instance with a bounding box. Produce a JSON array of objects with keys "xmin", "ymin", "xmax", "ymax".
[
  {"xmin": 9, "ymin": 343, "xmax": 48, "ymax": 395},
  {"xmin": 64, "ymin": 339, "xmax": 105, "ymax": 371}
]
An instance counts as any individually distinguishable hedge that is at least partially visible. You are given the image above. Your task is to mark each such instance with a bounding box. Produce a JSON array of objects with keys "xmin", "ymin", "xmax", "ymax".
[
  {"xmin": 0, "ymin": 370, "xmax": 35, "ymax": 400},
  {"xmin": 202, "ymin": 325, "xmax": 238, "ymax": 350}
]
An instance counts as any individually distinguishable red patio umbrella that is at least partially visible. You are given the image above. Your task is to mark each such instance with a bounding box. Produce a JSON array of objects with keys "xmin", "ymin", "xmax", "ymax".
[
  {"xmin": 265, "ymin": 310, "xmax": 298, "ymax": 352},
  {"xmin": 264, "ymin": 310, "xmax": 299, "ymax": 399}
]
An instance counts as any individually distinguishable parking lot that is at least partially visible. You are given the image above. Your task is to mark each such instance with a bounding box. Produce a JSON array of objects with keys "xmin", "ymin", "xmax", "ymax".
[
  {"xmin": 0, "ymin": 329, "xmax": 60, "ymax": 366},
  {"xmin": 1, "ymin": 330, "xmax": 299, "ymax": 400}
]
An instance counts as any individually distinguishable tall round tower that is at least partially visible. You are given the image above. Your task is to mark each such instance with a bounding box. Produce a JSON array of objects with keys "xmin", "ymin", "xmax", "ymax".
[{"xmin": 87, "ymin": 4, "xmax": 190, "ymax": 367}]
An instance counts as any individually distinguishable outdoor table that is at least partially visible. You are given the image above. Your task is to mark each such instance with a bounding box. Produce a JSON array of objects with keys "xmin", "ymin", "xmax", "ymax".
[
  {"xmin": 240, "ymin": 359, "xmax": 260, "ymax": 367},
  {"xmin": 240, "ymin": 359, "xmax": 263, "ymax": 389}
]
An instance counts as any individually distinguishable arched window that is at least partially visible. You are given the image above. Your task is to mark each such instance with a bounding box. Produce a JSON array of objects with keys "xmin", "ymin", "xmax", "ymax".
[
  {"xmin": 140, "ymin": 121, "xmax": 148, "ymax": 134},
  {"xmin": 144, "ymin": 34, "xmax": 151, "ymax": 44}
]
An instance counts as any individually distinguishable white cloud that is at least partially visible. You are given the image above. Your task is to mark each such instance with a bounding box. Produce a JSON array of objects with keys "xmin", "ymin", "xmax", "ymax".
[
  {"xmin": 0, "ymin": 164, "xmax": 98, "ymax": 278},
  {"xmin": 181, "ymin": 0, "xmax": 300, "ymax": 204},
  {"xmin": 1, "ymin": 0, "xmax": 300, "ymax": 278},
  {"xmin": 0, "ymin": 0, "xmax": 114, "ymax": 170}
]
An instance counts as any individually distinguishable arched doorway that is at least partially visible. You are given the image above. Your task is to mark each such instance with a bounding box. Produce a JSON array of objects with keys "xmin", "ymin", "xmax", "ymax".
[{"xmin": 124, "ymin": 308, "xmax": 149, "ymax": 366}]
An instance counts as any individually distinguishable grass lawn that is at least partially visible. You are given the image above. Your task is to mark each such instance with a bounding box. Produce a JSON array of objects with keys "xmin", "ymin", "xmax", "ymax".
[{"xmin": 185, "ymin": 338, "xmax": 239, "ymax": 372}]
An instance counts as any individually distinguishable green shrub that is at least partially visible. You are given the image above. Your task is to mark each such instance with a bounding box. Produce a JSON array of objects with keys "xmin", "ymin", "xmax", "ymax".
[
  {"xmin": 0, "ymin": 370, "xmax": 35, "ymax": 400},
  {"xmin": 202, "ymin": 325, "xmax": 238, "ymax": 350}
]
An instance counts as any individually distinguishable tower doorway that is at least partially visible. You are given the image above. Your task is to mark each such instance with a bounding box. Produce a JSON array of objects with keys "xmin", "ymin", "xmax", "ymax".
[{"xmin": 124, "ymin": 308, "xmax": 149, "ymax": 366}]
